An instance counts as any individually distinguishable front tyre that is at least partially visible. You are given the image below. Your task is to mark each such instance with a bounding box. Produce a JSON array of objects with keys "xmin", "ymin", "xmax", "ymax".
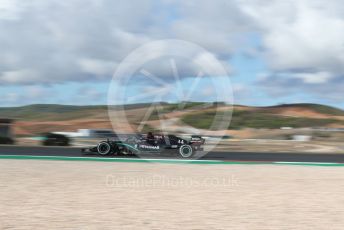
[
  {"xmin": 179, "ymin": 145, "xmax": 193, "ymax": 158},
  {"xmin": 97, "ymin": 141, "xmax": 112, "ymax": 156}
]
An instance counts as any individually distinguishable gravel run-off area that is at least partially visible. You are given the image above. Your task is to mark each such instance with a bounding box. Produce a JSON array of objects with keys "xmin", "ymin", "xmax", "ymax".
[{"xmin": 1, "ymin": 159, "xmax": 344, "ymax": 229}]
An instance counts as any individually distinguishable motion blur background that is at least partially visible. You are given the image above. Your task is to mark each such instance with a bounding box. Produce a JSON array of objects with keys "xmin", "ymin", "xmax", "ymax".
[{"xmin": 0, "ymin": 0, "xmax": 344, "ymax": 152}]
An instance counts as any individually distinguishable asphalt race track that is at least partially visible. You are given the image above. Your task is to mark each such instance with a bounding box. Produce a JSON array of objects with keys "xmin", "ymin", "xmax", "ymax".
[{"xmin": 0, "ymin": 145, "xmax": 344, "ymax": 163}]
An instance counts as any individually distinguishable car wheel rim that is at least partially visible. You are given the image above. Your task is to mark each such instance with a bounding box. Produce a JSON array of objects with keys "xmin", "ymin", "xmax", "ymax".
[
  {"xmin": 98, "ymin": 143, "xmax": 110, "ymax": 155},
  {"xmin": 180, "ymin": 145, "xmax": 192, "ymax": 158}
]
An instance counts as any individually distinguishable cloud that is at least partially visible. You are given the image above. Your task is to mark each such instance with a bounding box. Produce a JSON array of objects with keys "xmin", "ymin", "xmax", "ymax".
[
  {"xmin": 292, "ymin": 72, "xmax": 333, "ymax": 84},
  {"xmin": 78, "ymin": 58, "xmax": 116, "ymax": 77},
  {"xmin": 0, "ymin": 0, "xmax": 157, "ymax": 85},
  {"xmin": 249, "ymin": 1, "xmax": 344, "ymax": 73},
  {"xmin": 0, "ymin": 0, "xmax": 343, "ymax": 105},
  {"xmin": 0, "ymin": 0, "xmax": 238, "ymax": 86},
  {"xmin": 0, "ymin": 0, "xmax": 24, "ymax": 20},
  {"xmin": 238, "ymin": 0, "xmax": 344, "ymax": 101},
  {"xmin": 0, "ymin": 69, "xmax": 39, "ymax": 84},
  {"xmin": 172, "ymin": 0, "xmax": 253, "ymax": 58},
  {"xmin": 257, "ymin": 71, "xmax": 344, "ymax": 102}
]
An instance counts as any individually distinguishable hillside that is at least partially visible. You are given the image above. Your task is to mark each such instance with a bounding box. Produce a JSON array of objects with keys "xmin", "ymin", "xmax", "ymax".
[
  {"xmin": 1, "ymin": 103, "xmax": 343, "ymax": 136},
  {"xmin": 263, "ymin": 103, "xmax": 344, "ymax": 116},
  {"xmin": 182, "ymin": 103, "xmax": 344, "ymax": 130},
  {"xmin": 182, "ymin": 109, "xmax": 344, "ymax": 130},
  {"xmin": 0, "ymin": 103, "xmax": 160, "ymax": 121}
]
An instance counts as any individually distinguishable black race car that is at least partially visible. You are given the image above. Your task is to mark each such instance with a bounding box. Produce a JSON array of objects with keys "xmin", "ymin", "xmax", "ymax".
[{"xmin": 81, "ymin": 133, "xmax": 205, "ymax": 158}]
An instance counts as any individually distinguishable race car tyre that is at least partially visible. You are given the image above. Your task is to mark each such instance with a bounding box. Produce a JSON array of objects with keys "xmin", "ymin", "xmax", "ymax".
[
  {"xmin": 179, "ymin": 145, "xmax": 193, "ymax": 158},
  {"xmin": 97, "ymin": 141, "xmax": 112, "ymax": 156}
]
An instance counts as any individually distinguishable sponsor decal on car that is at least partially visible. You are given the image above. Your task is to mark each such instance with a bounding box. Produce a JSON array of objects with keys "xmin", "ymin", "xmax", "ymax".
[{"xmin": 139, "ymin": 145, "xmax": 160, "ymax": 150}]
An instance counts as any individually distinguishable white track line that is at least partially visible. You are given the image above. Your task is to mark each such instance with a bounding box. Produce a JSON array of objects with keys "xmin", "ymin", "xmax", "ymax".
[{"xmin": 275, "ymin": 161, "xmax": 341, "ymax": 165}]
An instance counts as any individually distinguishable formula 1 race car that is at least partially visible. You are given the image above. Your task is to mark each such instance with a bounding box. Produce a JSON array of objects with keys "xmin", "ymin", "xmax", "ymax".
[{"xmin": 81, "ymin": 133, "xmax": 205, "ymax": 158}]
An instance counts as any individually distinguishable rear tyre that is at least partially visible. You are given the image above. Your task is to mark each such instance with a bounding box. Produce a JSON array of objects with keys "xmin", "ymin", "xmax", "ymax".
[
  {"xmin": 97, "ymin": 141, "xmax": 112, "ymax": 156},
  {"xmin": 179, "ymin": 145, "xmax": 193, "ymax": 158}
]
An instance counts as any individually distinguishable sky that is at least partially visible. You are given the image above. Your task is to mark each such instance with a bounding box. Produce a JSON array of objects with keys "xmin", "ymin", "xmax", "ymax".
[{"xmin": 0, "ymin": 0, "xmax": 343, "ymax": 107}]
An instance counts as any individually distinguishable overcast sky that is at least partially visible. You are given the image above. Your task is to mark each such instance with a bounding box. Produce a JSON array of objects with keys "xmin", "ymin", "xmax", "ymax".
[{"xmin": 0, "ymin": 0, "xmax": 343, "ymax": 107}]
